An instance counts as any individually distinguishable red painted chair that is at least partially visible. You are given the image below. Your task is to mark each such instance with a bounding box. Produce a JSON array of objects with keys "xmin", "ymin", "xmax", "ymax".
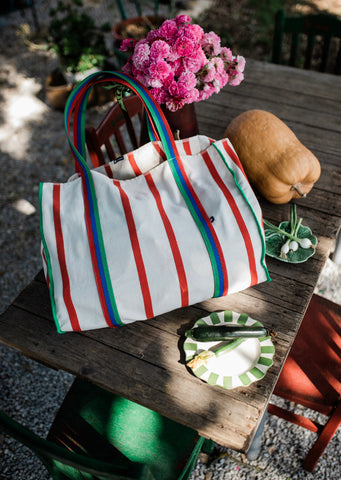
[
  {"xmin": 268, "ymin": 294, "xmax": 341, "ymax": 472},
  {"xmin": 85, "ymin": 94, "xmax": 143, "ymax": 168}
]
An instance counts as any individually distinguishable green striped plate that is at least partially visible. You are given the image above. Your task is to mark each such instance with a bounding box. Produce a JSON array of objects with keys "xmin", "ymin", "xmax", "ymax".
[{"xmin": 183, "ymin": 310, "xmax": 275, "ymax": 390}]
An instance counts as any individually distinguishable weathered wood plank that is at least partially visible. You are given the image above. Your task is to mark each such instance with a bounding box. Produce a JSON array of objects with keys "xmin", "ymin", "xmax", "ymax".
[
  {"xmin": 0, "ymin": 303, "xmax": 265, "ymax": 450},
  {"xmin": 244, "ymin": 59, "xmax": 341, "ymax": 99},
  {"xmin": 1, "ymin": 59, "xmax": 340, "ymax": 455}
]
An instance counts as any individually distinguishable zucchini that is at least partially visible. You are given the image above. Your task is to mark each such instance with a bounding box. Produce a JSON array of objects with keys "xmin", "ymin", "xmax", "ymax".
[{"xmin": 185, "ymin": 325, "xmax": 268, "ymax": 342}]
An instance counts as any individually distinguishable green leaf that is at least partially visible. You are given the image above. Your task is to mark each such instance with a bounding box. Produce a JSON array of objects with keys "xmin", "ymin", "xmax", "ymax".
[{"xmin": 265, "ymin": 223, "xmax": 317, "ymax": 263}]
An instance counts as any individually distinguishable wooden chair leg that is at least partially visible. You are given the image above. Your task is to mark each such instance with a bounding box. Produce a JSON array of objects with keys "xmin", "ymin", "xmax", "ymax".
[{"xmin": 303, "ymin": 402, "xmax": 341, "ymax": 472}]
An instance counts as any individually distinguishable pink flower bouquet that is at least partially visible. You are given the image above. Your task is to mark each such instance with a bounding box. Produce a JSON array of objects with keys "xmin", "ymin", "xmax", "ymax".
[{"xmin": 120, "ymin": 14, "xmax": 245, "ymax": 112}]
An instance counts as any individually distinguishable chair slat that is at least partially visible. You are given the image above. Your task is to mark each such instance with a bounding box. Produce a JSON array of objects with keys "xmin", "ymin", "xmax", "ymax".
[
  {"xmin": 304, "ymin": 33, "xmax": 314, "ymax": 69},
  {"xmin": 85, "ymin": 95, "xmax": 143, "ymax": 167},
  {"xmin": 272, "ymin": 9, "xmax": 341, "ymax": 75}
]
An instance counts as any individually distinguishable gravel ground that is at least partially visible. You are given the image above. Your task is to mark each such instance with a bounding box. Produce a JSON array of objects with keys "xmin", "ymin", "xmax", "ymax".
[{"xmin": 0, "ymin": 1, "xmax": 340, "ymax": 479}]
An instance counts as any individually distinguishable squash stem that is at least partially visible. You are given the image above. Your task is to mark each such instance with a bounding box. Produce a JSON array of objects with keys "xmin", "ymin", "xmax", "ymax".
[{"xmin": 290, "ymin": 182, "xmax": 307, "ymax": 198}]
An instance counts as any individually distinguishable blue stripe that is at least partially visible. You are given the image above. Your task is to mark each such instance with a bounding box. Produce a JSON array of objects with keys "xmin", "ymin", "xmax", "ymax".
[
  {"xmin": 171, "ymin": 159, "xmax": 225, "ymax": 296},
  {"xmin": 113, "ymin": 73, "xmax": 225, "ymax": 295},
  {"xmin": 82, "ymin": 168, "xmax": 120, "ymax": 327}
]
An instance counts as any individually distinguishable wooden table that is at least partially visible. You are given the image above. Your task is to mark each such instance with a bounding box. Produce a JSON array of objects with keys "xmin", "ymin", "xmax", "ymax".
[{"xmin": 1, "ymin": 59, "xmax": 340, "ymax": 453}]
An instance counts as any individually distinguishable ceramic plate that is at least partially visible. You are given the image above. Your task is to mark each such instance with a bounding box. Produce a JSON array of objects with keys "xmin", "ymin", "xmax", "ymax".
[
  {"xmin": 265, "ymin": 221, "xmax": 317, "ymax": 263},
  {"xmin": 183, "ymin": 311, "xmax": 275, "ymax": 390}
]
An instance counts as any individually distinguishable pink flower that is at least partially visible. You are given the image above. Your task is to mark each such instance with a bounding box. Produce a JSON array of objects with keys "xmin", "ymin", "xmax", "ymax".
[
  {"xmin": 121, "ymin": 14, "xmax": 245, "ymax": 109},
  {"xmin": 229, "ymin": 72, "xmax": 244, "ymax": 86},
  {"xmin": 174, "ymin": 35, "xmax": 195, "ymax": 57},
  {"xmin": 149, "ymin": 60, "xmax": 172, "ymax": 81},
  {"xmin": 132, "ymin": 41, "xmax": 150, "ymax": 70},
  {"xmin": 202, "ymin": 60, "xmax": 216, "ymax": 82},
  {"xmin": 185, "ymin": 88, "xmax": 199, "ymax": 104},
  {"xmin": 150, "ymin": 87, "xmax": 167, "ymax": 104},
  {"xmin": 158, "ymin": 19, "xmax": 178, "ymax": 40},
  {"xmin": 235, "ymin": 55, "xmax": 246, "ymax": 72},
  {"xmin": 186, "ymin": 24, "xmax": 204, "ymax": 42},
  {"xmin": 201, "ymin": 32, "xmax": 221, "ymax": 56},
  {"xmin": 165, "ymin": 97, "xmax": 185, "ymax": 112},
  {"xmin": 178, "ymin": 71, "xmax": 197, "ymax": 95},
  {"xmin": 167, "ymin": 79, "xmax": 179, "ymax": 97},
  {"xmin": 220, "ymin": 47, "xmax": 233, "ymax": 62},
  {"xmin": 150, "ymin": 40, "xmax": 170, "ymax": 60},
  {"xmin": 120, "ymin": 38, "xmax": 136, "ymax": 52},
  {"xmin": 175, "ymin": 15, "xmax": 191, "ymax": 26}
]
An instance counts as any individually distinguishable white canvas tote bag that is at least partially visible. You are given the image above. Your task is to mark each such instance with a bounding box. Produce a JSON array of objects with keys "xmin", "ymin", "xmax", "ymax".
[{"xmin": 39, "ymin": 71, "xmax": 270, "ymax": 332}]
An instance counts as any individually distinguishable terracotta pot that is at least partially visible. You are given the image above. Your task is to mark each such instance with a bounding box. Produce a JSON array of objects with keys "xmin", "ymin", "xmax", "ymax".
[
  {"xmin": 112, "ymin": 15, "xmax": 165, "ymax": 68},
  {"xmin": 112, "ymin": 15, "xmax": 164, "ymax": 42},
  {"xmin": 140, "ymin": 102, "xmax": 200, "ymax": 145},
  {"xmin": 45, "ymin": 68, "xmax": 114, "ymax": 111},
  {"xmin": 45, "ymin": 69, "xmax": 73, "ymax": 111}
]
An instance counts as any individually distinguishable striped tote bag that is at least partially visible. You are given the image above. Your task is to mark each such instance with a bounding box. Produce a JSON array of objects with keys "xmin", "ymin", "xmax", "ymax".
[{"xmin": 39, "ymin": 72, "xmax": 270, "ymax": 333}]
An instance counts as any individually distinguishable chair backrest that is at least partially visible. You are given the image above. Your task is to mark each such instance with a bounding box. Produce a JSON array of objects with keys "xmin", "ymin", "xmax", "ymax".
[
  {"xmin": 274, "ymin": 294, "xmax": 341, "ymax": 414},
  {"xmin": 85, "ymin": 94, "xmax": 143, "ymax": 168},
  {"xmin": 272, "ymin": 9, "xmax": 341, "ymax": 74},
  {"xmin": 0, "ymin": 410, "xmax": 153, "ymax": 480}
]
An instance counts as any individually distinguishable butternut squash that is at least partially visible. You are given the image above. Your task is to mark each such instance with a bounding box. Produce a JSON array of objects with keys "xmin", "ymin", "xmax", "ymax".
[{"xmin": 224, "ymin": 110, "xmax": 321, "ymax": 204}]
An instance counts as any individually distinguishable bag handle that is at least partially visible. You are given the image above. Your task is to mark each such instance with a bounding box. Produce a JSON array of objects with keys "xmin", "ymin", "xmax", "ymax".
[
  {"xmin": 62, "ymin": 72, "xmax": 228, "ymax": 329},
  {"xmin": 64, "ymin": 71, "xmax": 180, "ymax": 175}
]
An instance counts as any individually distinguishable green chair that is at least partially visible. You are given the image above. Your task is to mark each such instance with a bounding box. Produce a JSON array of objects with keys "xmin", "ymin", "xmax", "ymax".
[
  {"xmin": 272, "ymin": 9, "xmax": 341, "ymax": 74},
  {"xmin": 0, "ymin": 378, "xmax": 213, "ymax": 480},
  {"xmin": 114, "ymin": 0, "xmax": 170, "ymax": 20}
]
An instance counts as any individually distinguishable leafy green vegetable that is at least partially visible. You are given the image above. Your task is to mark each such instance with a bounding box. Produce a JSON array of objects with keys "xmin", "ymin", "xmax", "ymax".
[{"xmin": 264, "ymin": 205, "xmax": 317, "ymax": 263}]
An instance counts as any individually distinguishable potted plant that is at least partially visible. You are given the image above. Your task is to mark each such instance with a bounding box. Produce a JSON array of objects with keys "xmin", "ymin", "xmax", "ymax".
[
  {"xmin": 111, "ymin": 0, "xmax": 168, "ymax": 68},
  {"xmin": 45, "ymin": 0, "xmax": 112, "ymax": 109}
]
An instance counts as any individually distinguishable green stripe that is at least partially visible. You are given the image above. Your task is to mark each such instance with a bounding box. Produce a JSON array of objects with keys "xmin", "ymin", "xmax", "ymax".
[
  {"xmin": 239, "ymin": 373, "xmax": 252, "ymax": 386},
  {"xmin": 79, "ymin": 88, "xmax": 91, "ymax": 158},
  {"xmin": 249, "ymin": 367, "xmax": 265, "ymax": 379},
  {"xmin": 196, "ymin": 318, "xmax": 208, "ymax": 326},
  {"xmin": 210, "ymin": 312, "xmax": 221, "ymax": 324},
  {"xmin": 39, "ymin": 184, "xmax": 63, "ymax": 334},
  {"xmin": 224, "ymin": 310, "xmax": 233, "ymax": 322},
  {"xmin": 194, "ymin": 365, "xmax": 208, "ymax": 377},
  {"xmin": 258, "ymin": 356, "xmax": 273, "ymax": 367},
  {"xmin": 167, "ymin": 159, "xmax": 221, "ymax": 296},
  {"xmin": 212, "ymin": 143, "xmax": 271, "ymax": 283},
  {"xmin": 86, "ymin": 173, "xmax": 123, "ymax": 326},
  {"xmin": 184, "ymin": 342, "xmax": 198, "ymax": 353},
  {"xmin": 207, "ymin": 372, "xmax": 219, "ymax": 385},
  {"xmin": 237, "ymin": 313, "xmax": 249, "ymax": 325},
  {"xmin": 223, "ymin": 376, "xmax": 232, "ymax": 389},
  {"xmin": 261, "ymin": 345, "xmax": 276, "ymax": 354}
]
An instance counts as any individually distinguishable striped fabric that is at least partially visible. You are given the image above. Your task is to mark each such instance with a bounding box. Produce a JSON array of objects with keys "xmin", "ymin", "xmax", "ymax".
[{"xmin": 39, "ymin": 72, "xmax": 270, "ymax": 333}]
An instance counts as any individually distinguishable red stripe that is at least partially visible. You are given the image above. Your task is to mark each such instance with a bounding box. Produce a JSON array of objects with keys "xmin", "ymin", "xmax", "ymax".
[
  {"xmin": 128, "ymin": 152, "xmax": 143, "ymax": 176},
  {"xmin": 145, "ymin": 172, "xmax": 189, "ymax": 307},
  {"xmin": 104, "ymin": 164, "xmax": 113, "ymax": 178},
  {"xmin": 174, "ymin": 150, "xmax": 229, "ymax": 295},
  {"xmin": 81, "ymin": 177, "xmax": 113, "ymax": 328},
  {"xmin": 180, "ymin": 138, "xmax": 230, "ymax": 293},
  {"xmin": 202, "ymin": 151, "xmax": 258, "ymax": 286},
  {"xmin": 42, "ymin": 248, "xmax": 50, "ymax": 289},
  {"xmin": 53, "ymin": 185, "xmax": 81, "ymax": 331},
  {"xmin": 114, "ymin": 180, "xmax": 154, "ymax": 318},
  {"xmin": 183, "ymin": 139, "xmax": 191, "ymax": 155},
  {"xmin": 152, "ymin": 142, "xmax": 167, "ymax": 161}
]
